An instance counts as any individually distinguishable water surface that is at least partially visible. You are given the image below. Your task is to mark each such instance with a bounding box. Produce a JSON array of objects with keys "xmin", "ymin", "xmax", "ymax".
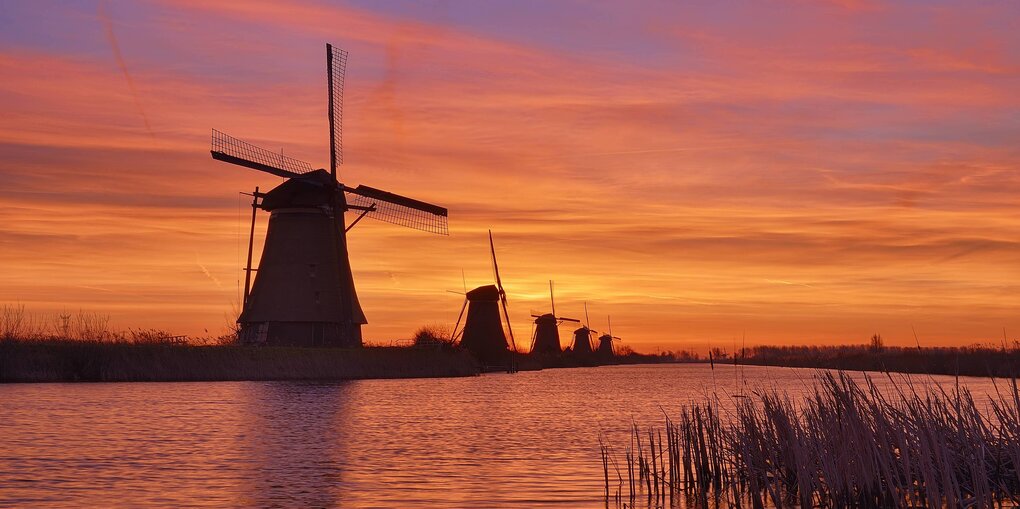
[{"xmin": 0, "ymin": 364, "xmax": 1005, "ymax": 507}]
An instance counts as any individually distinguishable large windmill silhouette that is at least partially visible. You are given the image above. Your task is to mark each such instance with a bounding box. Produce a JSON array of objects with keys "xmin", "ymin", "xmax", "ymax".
[
  {"xmin": 451, "ymin": 231, "xmax": 517, "ymax": 368},
  {"xmin": 212, "ymin": 44, "xmax": 448, "ymax": 347}
]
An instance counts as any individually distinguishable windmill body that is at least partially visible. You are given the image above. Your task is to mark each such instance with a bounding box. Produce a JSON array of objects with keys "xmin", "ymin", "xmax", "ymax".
[
  {"xmin": 212, "ymin": 45, "xmax": 448, "ymax": 347},
  {"xmin": 571, "ymin": 327, "xmax": 595, "ymax": 355},
  {"xmin": 595, "ymin": 316, "xmax": 621, "ymax": 358},
  {"xmin": 595, "ymin": 314, "xmax": 616, "ymax": 359},
  {"xmin": 238, "ymin": 171, "xmax": 365, "ymax": 346},
  {"xmin": 531, "ymin": 314, "xmax": 561, "ymax": 354},
  {"xmin": 597, "ymin": 334, "xmax": 615, "ymax": 356},
  {"xmin": 529, "ymin": 280, "xmax": 580, "ymax": 354},
  {"xmin": 460, "ymin": 284, "xmax": 510, "ymax": 365},
  {"xmin": 452, "ymin": 232, "xmax": 517, "ymax": 368}
]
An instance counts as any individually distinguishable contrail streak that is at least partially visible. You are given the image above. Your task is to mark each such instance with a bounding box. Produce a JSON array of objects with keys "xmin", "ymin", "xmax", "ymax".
[
  {"xmin": 98, "ymin": 1, "xmax": 154, "ymax": 138},
  {"xmin": 196, "ymin": 254, "xmax": 223, "ymax": 289}
]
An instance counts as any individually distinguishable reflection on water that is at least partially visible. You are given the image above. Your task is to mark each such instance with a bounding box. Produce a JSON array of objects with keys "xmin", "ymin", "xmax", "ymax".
[
  {"xmin": 241, "ymin": 383, "xmax": 354, "ymax": 507},
  {"xmin": 0, "ymin": 364, "xmax": 1004, "ymax": 507}
]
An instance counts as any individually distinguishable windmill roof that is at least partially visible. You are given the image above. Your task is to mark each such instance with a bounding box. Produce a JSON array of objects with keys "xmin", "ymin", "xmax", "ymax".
[
  {"xmin": 466, "ymin": 284, "xmax": 500, "ymax": 301},
  {"xmin": 260, "ymin": 169, "xmax": 336, "ymax": 211},
  {"xmin": 534, "ymin": 313, "xmax": 557, "ymax": 324}
]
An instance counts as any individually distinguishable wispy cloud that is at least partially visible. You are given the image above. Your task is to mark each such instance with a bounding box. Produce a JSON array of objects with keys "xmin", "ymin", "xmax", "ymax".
[{"xmin": 98, "ymin": 1, "xmax": 154, "ymax": 139}]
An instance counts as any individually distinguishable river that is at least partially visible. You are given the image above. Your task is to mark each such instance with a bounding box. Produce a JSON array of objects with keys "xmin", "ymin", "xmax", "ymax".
[{"xmin": 0, "ymin": 364, "xmax": 1006, "ymax": 507}]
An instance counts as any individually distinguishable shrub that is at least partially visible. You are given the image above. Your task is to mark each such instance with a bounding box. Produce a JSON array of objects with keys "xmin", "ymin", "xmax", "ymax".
[{"xmin": 413, "ymin": 324, "xmax": 453, "ymax": 348}]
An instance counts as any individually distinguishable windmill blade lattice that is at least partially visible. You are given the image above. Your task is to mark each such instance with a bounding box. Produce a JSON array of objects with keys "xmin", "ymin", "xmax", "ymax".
[
  {"xmin": 345, "ymin": 185, "xmax": 449, "ymax": 235},
  {"xmin": 211, "ymin": 129, "xmax": 314, "ymax": 179},
  {"xmin": 327, "ymin": 44, "xmax": 349, "ymax": 176}
]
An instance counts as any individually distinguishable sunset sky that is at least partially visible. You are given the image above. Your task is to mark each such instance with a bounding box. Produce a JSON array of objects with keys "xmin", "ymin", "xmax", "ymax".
[{"xmin": 1, "ymin": 0, "xmax": 1018, "ymax": 350}]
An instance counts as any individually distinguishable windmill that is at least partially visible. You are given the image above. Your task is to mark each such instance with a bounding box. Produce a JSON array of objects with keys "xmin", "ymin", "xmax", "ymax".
[
  {"xmin": 212, "ymin": 44, "xmax": 448, "ymax": 347},
  {"xmin": 529, "ymin": 280, "xmax": 580, "ymax": 354},
  {"xmin": 570, "ymin": 302, "xmax": 597, "ymax": 355},
  {"xmin": 597, "ymin": 315, "xmax": 622, "ymax": 357},
  {"xmin": 453, "ymin": 231, "xmax": 516, "ymax": 367}
]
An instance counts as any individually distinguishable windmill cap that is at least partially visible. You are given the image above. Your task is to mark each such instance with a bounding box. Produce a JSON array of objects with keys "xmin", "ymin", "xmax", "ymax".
[
  {"xmin": 466, "ymin": 284, "xmax": 500, "ymax": 301},
  {"xmin": 260, "ymin": 169, "xmax": 336, "ymax": 210},
  {"xmin": 534, "ymin": 313, "xmax": 557, "ymax": 324}
]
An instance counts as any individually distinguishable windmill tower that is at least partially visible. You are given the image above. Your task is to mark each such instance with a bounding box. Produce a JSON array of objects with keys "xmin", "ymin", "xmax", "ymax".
[
  {"xmin": 212, "ymin": 44, "xmax": 448, "ymax": 347},
  {"xmin": 529, "ymin": 280, "xmax": 580, "ymax": 354},
  {"xmin": 452, "ymin": 231, "xmax": 516, "ymax": 366},
  {"xmin": 597, "ymin": 315, "xmax": 621, "ymax": 357},
  {"xmin": 571, "ymin": 327, "xmax": 596, "ymax": 355},
  {"xmin": 570, "ymin": 302, "xmax": 597, "ymax": 355}
]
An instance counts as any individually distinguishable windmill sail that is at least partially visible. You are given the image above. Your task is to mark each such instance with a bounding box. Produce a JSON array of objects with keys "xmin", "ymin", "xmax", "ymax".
[
  {"xmin": 327, "ymin": 44, "xmax": 349, "ymax": 178},
  {"xmin": 211, "ymin": 129, "xmax": 314, "ymax": 179},
  {"xmin": 490, "ymin": 230, "xmax": 516, "ymax": 352},
  {"xmin": 345, "ymin": 185, "xmax": 449, "ymax": 235},
  {"xmin": 209, "ymin": 43, "xmax": 448, "ymax": 348}
]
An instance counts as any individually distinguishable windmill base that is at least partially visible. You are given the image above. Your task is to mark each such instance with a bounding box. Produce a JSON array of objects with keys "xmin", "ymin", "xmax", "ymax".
[{"xmin": 238, "ymin": 321, "xmax": 362, "ymax": 348}]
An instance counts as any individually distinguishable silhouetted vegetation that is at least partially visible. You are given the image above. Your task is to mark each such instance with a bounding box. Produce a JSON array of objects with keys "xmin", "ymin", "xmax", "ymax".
[
  {"xmin": 519, "ymin": 345, "xmax": 701, "ymax": 370},
  {"xmin": 412, "ymin": 324, "xmax": 454, "ymax": 349},
  {"xmin": 0, "ymin": 305, "xmax": 479, "ymax": 382},
  {"xmin": 0, "ymin": 340, "xmax": 479, "ymax": 382},
  {"xmin": 601, "ymin": 372, "xmax": 1020, "ymax": 507},
  {"xmin": 607, "ymin": 348, "xmax": 700, "ymax": 365},
  {"xmin": 736, "ymin": 342, "xmax": 1020, "ymax": 378},
  {"xmin": 0, "ymin": 304, "xmax": 232, "ymax": 345}
]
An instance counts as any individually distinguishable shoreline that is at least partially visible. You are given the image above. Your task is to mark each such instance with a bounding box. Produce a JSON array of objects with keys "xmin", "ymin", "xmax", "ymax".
[
  {"xmin": 7, "ymin": 339, "xmax": 1015, "ymax": 383},
  {"xmin": 0, "ymin": 341, "xmax": 480, "ymax": 383},
  {"xmin": 732, "ymin": 347, "xmax": 1020, "ymax": 379},
  {"xmin": 0, "ymin": 339, "xmax": 683, "ymax": 383}
]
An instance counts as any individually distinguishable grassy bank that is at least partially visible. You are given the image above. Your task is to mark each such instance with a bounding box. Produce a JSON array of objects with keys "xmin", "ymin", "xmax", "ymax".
[
  {"xmin": 0, "ymin": 340, "xmax": 479, "ymax": 383},
  {"xmin": 734, "ymin": 344, "xmax": 1020, "ymax": 378},
  {"xmin": 601, "ymin": 372, "xmax": 1020, "ymax": 507}
]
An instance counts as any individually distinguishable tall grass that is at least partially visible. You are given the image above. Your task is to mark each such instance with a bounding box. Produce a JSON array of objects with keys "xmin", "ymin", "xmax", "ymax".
[
  {"xmin": 601, "ymin": 372, "xmax": 1020, "ymax": 508},
  {"xmin": 0, "ymin": 305, "xmax": 482, "ymax": 382},
  {"xmin": 0, "ymin": 303, "xmax": 229, "ymax": 345}
]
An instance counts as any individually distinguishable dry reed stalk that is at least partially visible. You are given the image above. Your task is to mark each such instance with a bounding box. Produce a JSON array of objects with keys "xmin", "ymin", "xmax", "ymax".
[{"xmin": 601, "ymin": 372, "xmax": 1020, "ymax": 508}]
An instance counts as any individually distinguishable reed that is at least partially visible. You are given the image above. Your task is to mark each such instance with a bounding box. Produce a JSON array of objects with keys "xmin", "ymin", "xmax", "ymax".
[{"xmin": 601, "ymin": 372, "xmax": 1020, "ymax": 508}]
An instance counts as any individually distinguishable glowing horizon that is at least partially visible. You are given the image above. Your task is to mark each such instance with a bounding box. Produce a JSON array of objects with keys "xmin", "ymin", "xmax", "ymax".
[{"xmin": 1, "ymin": 0, "xmax": 1018, "ymax": 351}]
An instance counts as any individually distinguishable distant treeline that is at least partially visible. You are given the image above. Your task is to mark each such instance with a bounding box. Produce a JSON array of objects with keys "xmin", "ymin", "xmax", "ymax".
[
  {"xmin": 609, "ymin": 348, "xmax": 701, "ymax": 365},
  {"xmin": 717, "ymin": 340, "xmax": 1020, "ymax": 378}
]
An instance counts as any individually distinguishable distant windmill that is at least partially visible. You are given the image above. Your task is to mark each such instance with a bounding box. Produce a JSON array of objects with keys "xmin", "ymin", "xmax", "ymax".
[
  {"xmin": 529, "ymin": 280, "xmax": 580, "ymax": 354},
  {"xmin": 453, "ymin": 231, "xmax": 517, "ymax": 367},
  {"xmin": 570, "ymin": 302, "xmax": 597, "ymax": 355},
  {"xmin": 597, "ymin": 315, "xmax": 622, "ymax": 357},
  {"xmin": 211, "ymin": 44, "xmax": 448, "ymax": 347}
]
